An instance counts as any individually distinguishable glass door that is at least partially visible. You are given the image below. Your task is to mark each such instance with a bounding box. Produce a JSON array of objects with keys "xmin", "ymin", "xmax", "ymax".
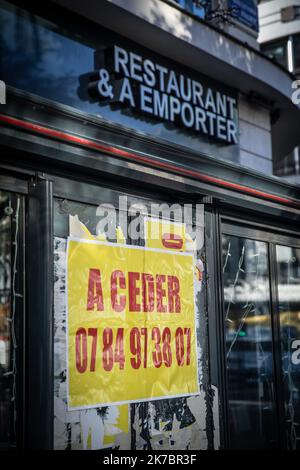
[
  {"xmin": 220, "ymin": 220, "xmax": 300, "ymax": 449},
  {"xmin": 276, "ymin": 245, "xmax": 300, "ymax": 449},
  {"xmin": 0, "ymin": 190, "xmax": 24, "ymax": 448},
  {"xmin": 221, "ymin": 232, "xmax": 278, "ymax": 449}
]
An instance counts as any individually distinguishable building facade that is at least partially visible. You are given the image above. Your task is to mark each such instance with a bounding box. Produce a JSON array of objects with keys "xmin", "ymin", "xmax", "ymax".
[
  {"xmin": 0, "ymin": 0, "xmax": 300, "ymax": 450},
  {"xmin": 259, "ymin": 0, "xmax": 300, "ymax": 182}
]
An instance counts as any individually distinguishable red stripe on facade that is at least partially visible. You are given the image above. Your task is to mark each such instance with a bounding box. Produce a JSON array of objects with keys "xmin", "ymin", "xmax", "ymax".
[{"xmin": 0, "ymin": 113, "xmax": 299, "ymax": 209}]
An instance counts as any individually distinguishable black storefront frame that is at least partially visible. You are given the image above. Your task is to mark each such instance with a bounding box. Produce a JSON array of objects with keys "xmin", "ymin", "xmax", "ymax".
[
  {"xmin": 50, "ymin": 173, "xmax": 300, "ymax": 450},
  {"xmin": 1, "ymin": 153, "xmax": 300, "ymax": 449},
  {"xmin": 0, "ymin": 0, "xmax": 299, "ymax": 448},
  {"xmin": 0, "ymin": 170, "xmax": 54, "ymax": 449},
  {"xmin": 0, "ymin": 79, "xmax": 300, "ymax": 447},
  {"xmin": 219, "ymin": 215, "xmax": 300, "ymax": 449},
  {"xmin": 26, "ymin": 175, "xmax": 53, "ymax": 449}
]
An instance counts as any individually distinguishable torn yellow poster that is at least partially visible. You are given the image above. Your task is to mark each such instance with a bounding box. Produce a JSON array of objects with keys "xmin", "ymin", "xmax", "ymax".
[{"xmin": 67, "ymin": 238, "xmax": 199, "ymax": 409}]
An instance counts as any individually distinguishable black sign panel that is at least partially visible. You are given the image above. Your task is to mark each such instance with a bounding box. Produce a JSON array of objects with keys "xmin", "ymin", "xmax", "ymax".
[{"xmin": 88, "ymin": 45, "xmax": 238, "ymax": 146}]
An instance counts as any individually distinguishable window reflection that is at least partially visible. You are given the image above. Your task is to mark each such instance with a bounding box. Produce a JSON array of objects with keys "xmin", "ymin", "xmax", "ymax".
[
  {"xmin": 293, "ymin": 34, "xmax": 300, "ymax": 73},
  {"xmin": 0, "ymin": 191, "xmax": 12, "ymax": 445},
  {"xmin": 277, "ymin": 245, "xmax": 300, "ymax": 449},
  {"xmin": 0, "ymin": 0, "xmax": 240, "ymax": 167},
  {"xmin": 172, "ymin": 0, "xmax": 206, "ymax": 19},
  {"xmin": 261, "ymin": 39, "xmax": 288, "ymax": 69},
  {"xmin": 222, "ymin": 235, "xmax": 278, "ymax": 449}
]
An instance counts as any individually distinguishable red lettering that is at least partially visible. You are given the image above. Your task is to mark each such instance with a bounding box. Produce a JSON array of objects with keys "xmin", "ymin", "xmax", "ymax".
[
  {"xmin": 76, "ymin": 328, "xmax": 87, "ymax": 373},
  {"xmin": 168, "ymin": 276, "xmax": 181, "ymax": 313},
  {"xmin": 111, "ymin": 270, "xmax": 126, "ymax": 312},
  {"xmin": 156, "ymin": 275, "xmax": 167, "ymax": 312},
  {"xmin": 128, "ymin": 272, "xmax": 141, "ymax": 312},
  {"xmin": 115, "ymin": 328, "xmax": 125, "ymax": 370},
  {"xmin": 86, "ymin": 269, "xmax": 104, "ymax": 311},
  {"xmin": 141, "ymin": 328, "xmax": 148, "ymax": 368},
  {"xmin": 102, "ymin": 328, "xmax": 113, "ymax": 371},
  {"xmin": 130, "ymin": 327, "xmax": 141, "ymax": 369},
  {"xmin": 162, "ymin": 232, "xmax": 183, "ymax": 250},
  {"xmin": 152, "ymin": 327, "xmax": 162, "ymax": 368},
  {"xmin": 185, "ymin": 328, "xmax": 191, "ymax": 365},
  {"xmin": 88, "ymin": 328, "xmax": 98, "ymax": 372},
  {"xmin": 142, "ymin": 273, "xmax": 154, "ymax": 312},
  {"xmin": 175, "ymin": 327, "xmax": 184, "ymax": 366},
  {"xmin": 175, "ymin": 327, "xmax": 191, "ymax": 366},
  {"xmin": 162, "ymin": 327, "xmax": 172, "ymax": 367}
]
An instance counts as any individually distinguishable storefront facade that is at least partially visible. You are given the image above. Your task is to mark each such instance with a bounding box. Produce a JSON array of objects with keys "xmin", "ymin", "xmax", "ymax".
[{"xmin": 0, "ymin": 0, "xmax": 300, "ymax": 450}]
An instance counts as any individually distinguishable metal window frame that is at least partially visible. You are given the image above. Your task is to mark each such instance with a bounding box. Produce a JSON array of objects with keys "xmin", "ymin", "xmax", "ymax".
[
  {"xmin": 0, "ymin": 169, "xmax": 55, "ymax": 449},
  {"xmin": 218, "ymin": 213, "xmax": 300, "ymax": 449},
  {"xmin": 205, "ymin": 205, "xmax": 229, "ymax": 449},
  {"xmin": 25, "ymin": 174, "xmax": 53, "ymax": 449}
]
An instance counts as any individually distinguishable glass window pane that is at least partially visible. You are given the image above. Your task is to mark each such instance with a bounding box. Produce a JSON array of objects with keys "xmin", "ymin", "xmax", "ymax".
[
  {"xmin": 222, "ymin": 235, "xmax": 278, "ymax": 449},
  {"xmin": 277, "ymin": 245, "xmax": 300, "ymax": 449},
  {"xmin": 0, "ymin": 0, "xmax": 239, "ymax": 166},
  {"xmin": 172, "ymin": 0, "xmax": 206, "ymax": 18},
  {"xmin": 293, "ymin": 35, "xmax": 300, "ymax": 71},
  {"xmin": 261, "ymin": 40, "xmax": 288, "ymax": 69},
  {"xmin": 0, "ymin": 191, "xmax": 14, "ymax": 446}
]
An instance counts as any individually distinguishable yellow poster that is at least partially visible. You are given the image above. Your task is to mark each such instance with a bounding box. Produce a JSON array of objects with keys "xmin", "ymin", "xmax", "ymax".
[
  {"xmin": 144, "ymin": 217, "xmax": 186, "ymax": 251},
  {"xmin": 67, "ymin": 237, "xmax": 199, "ymax": 410}
]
